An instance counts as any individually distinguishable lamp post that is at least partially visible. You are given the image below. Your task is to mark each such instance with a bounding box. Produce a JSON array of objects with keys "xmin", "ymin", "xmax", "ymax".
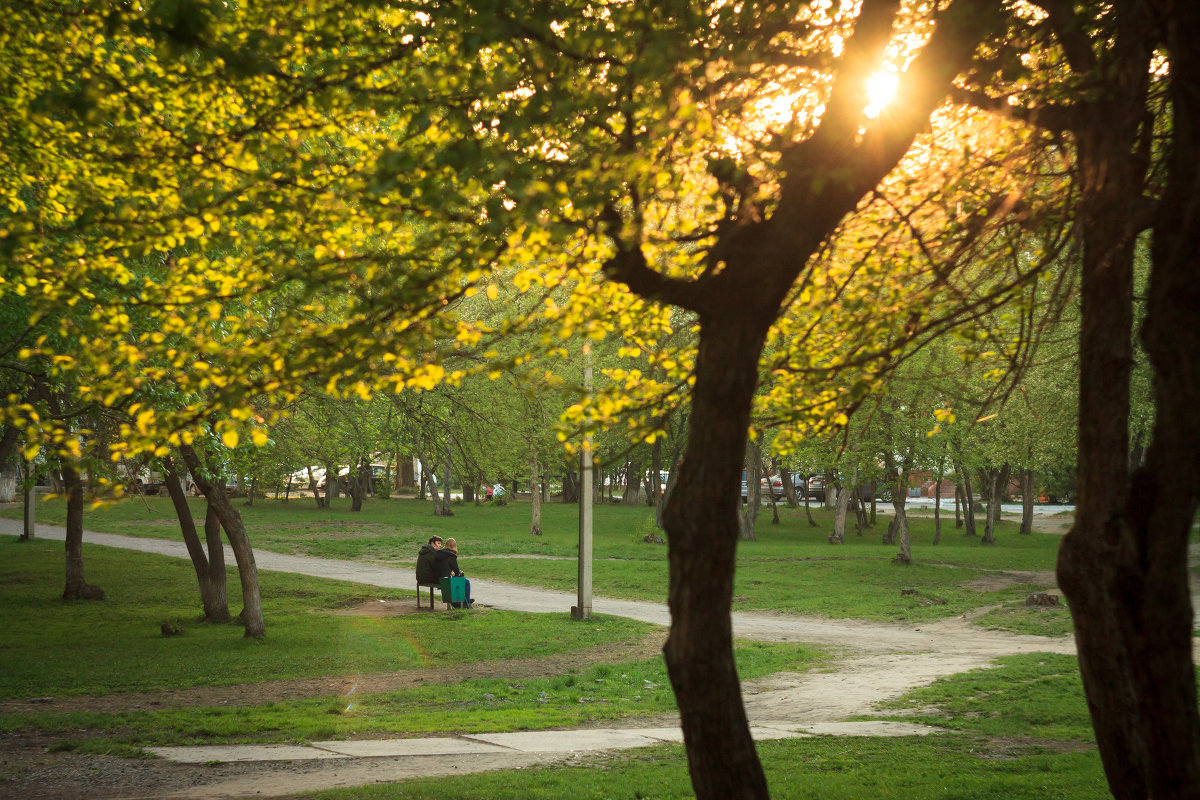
[{"xmin": 573, "ymin": 344, "xmax": 593, "ymax": 620}]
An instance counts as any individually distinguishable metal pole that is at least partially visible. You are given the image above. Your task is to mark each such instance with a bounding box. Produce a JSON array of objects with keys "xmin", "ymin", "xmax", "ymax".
[{"xmin": 573, "ymin": 345, "xmax": 594, "ymax": 620}]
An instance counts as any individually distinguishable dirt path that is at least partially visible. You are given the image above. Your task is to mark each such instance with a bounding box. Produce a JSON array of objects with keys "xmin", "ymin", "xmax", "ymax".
[{"xmin": 0, "ymin": 519, "xmax": 1081, "ymax": 800}]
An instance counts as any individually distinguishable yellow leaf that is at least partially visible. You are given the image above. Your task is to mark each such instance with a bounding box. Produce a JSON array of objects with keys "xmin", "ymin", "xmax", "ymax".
[
  {"xmin": 251, "ymin": 429, "xmax": 268, "ymax": 447},
  {"xmin": 221, "ymin": 430, "xmax": 239, "ymax": 448},
  {"xmin": 22, "ymin": 443, "xmax": 39, "ymax": 460}
]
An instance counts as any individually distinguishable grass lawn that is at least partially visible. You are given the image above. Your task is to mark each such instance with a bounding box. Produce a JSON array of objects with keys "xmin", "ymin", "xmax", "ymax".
[
  {"xmin": 0, "ymin": 537, "xmax": 658, "ymax": 699},
  {"xmin": 0, "ymin": 496, "xmax": 1136, "ymax": 798},
  {"xmin": 0, "ymin": 537, "xmax": 821, "ymax": 750},
  {"xmin": 2, "ymin": 494, "xmax": 1068, "ymax": 629}
]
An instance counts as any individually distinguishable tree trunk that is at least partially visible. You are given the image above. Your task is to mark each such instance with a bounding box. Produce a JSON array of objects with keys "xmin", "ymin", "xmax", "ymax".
[
  {"xmin": 163, "ymin": 456, "xmax": 230, "ymax": 621},
  {"xmin": 180, "ymin": 444, "xmax": 264, "ymax": 638},
  {"xmin": 304, "ymin": 465, "xmax": 324, "ymax": 508},
  {"xmin": 661, "ymin": 317, "xmax": 769, "ymax": 800},
  {"xmin": 622, "ymin": 459, "xmax": 643, "ymax": 504},
  {"xmin": 1019, "ymin": 469, "xmax": 1034, "ymax": 535},
  {"xmin": 1058, "ymin": 8, "xmax": 1200, "ymax": 796},
  {"xmin": 829, "ymin": 474, "xmax": 849, "ymax": 544},
  {"xmin": 657, "ymin": 418, "xmax": 686, "ymax": 529},
  {"xmin": 0, "ymin": 425, "xmax": 17, "ymax": 503},
  {"xmin": 738, "ymin": 439, "xmax": 761, "ymax": 541},
  {"xmin": 349, "ymin": 457, "xmax": 366, "ymax": 512},
  {"xmin": 933, "ymin": 476, "xmax": 943, "ymax": 545},
  {"xmin": 649, "ymin": 438, "xmax": 663, "ymax": 507},
  {"xmin": 59, "ymin": 459, "xmax": 104, "ymax": 601},
  {"xmin": 982, "ymin": 465, "xmax": 1008, "ymax": 544},
  {"xmin": 804, "ymin": 485, "xmax": 818, "ymax": 527},
  {"xmin": 529, "ymin": 444, "xmax": 542, "ymax": 536},
  {"xmin": 780, "ymin": 466, "xmax": 798, "ymax": 508},
  {"xmin": 891, "ymin": 471, "xmax": 911, "ymax": 564},
  {"xmin": 324, "ymin": 460, "xmax": 338, "ymax": 502},
  {"xmin": 434, "ymin": 446, "xmax": 454, "ymax": 517},
  {"xmin": 764, "ymin": 458, "xmax": 780, "ymax": 524},
  {"xmin": 416, "ymin": 456, "xmax": 428, "ymax": 500},
  {"xmin": 563, "ymin": 469, "xmax": 579, "ymax": 503},
  {"xmin": 960, "ymin": 467, "xmax": 977, "ymax": 537}
]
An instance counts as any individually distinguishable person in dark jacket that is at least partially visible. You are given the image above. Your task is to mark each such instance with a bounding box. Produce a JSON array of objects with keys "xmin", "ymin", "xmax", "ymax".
[
  {"xmin": 434, "ymin": 537, "xmax": 473, "ymax": 607},
  {"xmin": 415, "ymin": 536, "xmax": 442, "ymax": 585}
]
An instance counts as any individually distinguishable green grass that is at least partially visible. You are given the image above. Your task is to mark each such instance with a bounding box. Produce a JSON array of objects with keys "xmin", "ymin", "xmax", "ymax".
[
  {"xmin": 876, "ymin": 653, "xmax": 1096, "ymax": 741},
  {"xmin": 311, "ymin": 739, "xmax": 1106, "ymax": 800},
  {"xmin": 3, "ymin": 495, "xmax": 1065, "ymax": 622},
  {"xmin": 974, "ymin": 601, "xmax": 1075, "ymax": 637},
  {"xmin": 307, "ymin": 654, "xmax": 1111, "ymax": 800},
  {"xmin": 6, "ymin": 642, "xmax": 823, "ymax": 746},
  {"xmin": 0, "ymin": 537, "xmax": 655, "ymax": 698}
]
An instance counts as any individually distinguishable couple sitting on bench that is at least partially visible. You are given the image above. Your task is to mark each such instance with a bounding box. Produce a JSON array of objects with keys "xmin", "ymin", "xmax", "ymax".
[{"xmin": 416, "ymin": 535, "xmax": 474, "ymax": 608}]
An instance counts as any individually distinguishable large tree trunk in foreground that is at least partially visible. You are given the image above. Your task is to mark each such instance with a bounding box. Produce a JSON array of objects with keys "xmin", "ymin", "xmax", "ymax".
[
  {"xmin": 1057, "ymin": 4, "xmax": 1200, "ymax": 796},
  {"xmin": 163, "ymin": 455, "xmax": 229, "ymax": 622},
  {"xmin": 662, "ymin": 318, "xmax": 769, "ymax": 800},
  {"xmin": 180, "ymin": 444, "xmax": 264, "ymax": 638},
  {"xmin": 59, "ymin": 459, "xmax": 104, "ymax": 601},
  {"xmin": 607, "ymin": 4, "xmax": 1004, "ymax": 796}
]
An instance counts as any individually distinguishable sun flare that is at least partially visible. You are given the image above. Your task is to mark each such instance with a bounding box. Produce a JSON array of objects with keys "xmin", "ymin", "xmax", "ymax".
[{"xmin": 863, "ymin": 71, "xmax": 899, "ymax": 119}]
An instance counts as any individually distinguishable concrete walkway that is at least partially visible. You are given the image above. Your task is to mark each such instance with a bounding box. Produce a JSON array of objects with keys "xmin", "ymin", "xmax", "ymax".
[{"xmin": 0, "ymin": 517, "xmax": 1070, "ymax": 777}]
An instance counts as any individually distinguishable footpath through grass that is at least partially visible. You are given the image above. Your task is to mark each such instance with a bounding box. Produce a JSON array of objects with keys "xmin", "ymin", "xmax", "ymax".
[
  {"xmin": 4, "ymin": 494, "xmax": 1070, "ymax": 630},
  {"xmin": 310, "ymin": 654, "xmax": 1110, "ymax": 800}
]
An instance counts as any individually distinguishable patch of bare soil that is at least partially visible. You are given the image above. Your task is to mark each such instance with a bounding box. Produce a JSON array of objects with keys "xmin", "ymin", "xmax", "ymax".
[{"xmin": 960, "ymin": 570, "xmax": 1058, "ymax": 593}]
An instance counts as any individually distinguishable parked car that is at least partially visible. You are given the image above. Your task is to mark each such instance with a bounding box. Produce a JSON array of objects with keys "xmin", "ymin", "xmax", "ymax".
[
  {"xmin": 740, "ymin": 471, "xmax": 786, "ymax": 501},
  {"xmin": 806, "ymin": 474, "xmax": 826, "ymax": 502}
]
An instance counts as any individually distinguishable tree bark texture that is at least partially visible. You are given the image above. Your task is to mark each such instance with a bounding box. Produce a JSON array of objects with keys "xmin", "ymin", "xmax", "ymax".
[
  {"xmin": 163, "ymin": 456, "xmax": 229, "ymax": 622},
  {"xmin": 1056, "ymin": 3, "xmax": 1200, "ymax": 795},
  {"xmin": 529, "ymin": 445, "xmax": 542, "ymax": 536},
  {"xmin": 959, "ymin": 467, "xmax": 977, "ymax": 536},
  {"xmin": 738, "ymin": 439, "xmax": 761, "ymax": 541},
  {"xmin": 981, "ymin": 465, "xmax": 1008, "ymax": 544},
  {"xmin": 661, "ymin": 317, "xmax": 770, "ymax": 800},
  {"xmin": 933, "ymin": 477, "xmax": 942, "ymax": 545},
  {"xmin": 830, "ymin": 475, "xmax": 849, "ymax": 544},
  {"xmin": 180, "ymin": 444, "xmax": 265, "ymax": 638},
  {"xmin": 764, "ymin": 458, "xmax": 780, "ymax": 524},
  {"xmin": 1019, "ymin": 469, "xmax": 1034, "ymax": 535},
  {"xmin": 59, "ymin": 459, "xmax": 104, "ymax": 601},
  {"xmin": 436, "ymin": 444, "xmax": 454, "ymax": 517}
]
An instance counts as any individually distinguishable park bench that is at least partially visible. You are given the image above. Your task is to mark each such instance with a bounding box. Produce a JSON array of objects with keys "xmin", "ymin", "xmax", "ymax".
[
  {"xmin": 416, "ymin": 576, "xmax": 469, "ymax": 610},
  {"xmin": 416, "ymin": 579, "xmax": 440, "ymax": 609}
]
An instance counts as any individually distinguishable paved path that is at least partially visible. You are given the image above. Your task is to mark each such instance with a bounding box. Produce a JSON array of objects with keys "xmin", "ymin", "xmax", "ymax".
[{"xmin": 0, "ymin": 518, "xmax": 1079, "ymax": 798}]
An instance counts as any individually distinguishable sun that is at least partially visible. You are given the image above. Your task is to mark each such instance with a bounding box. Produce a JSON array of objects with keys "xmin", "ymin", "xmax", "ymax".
[{"xmin": 863, "ymin": 71, "xmax": 899, "ymax": 119}]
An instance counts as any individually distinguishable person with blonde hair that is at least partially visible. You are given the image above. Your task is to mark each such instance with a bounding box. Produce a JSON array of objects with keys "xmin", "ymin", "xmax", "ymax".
[{"xmin": 434, "ymin": 537, "xmax": 474, "ymax": 607}]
